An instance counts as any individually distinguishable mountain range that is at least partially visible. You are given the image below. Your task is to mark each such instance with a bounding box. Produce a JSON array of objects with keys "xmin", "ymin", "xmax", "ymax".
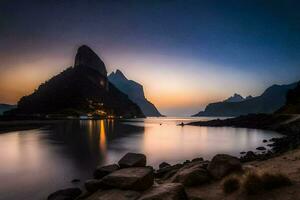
[
  {"xmin": 6, "ymin": 45, "xmax": 144, "ymax": 118},
  {"xmin": 108, "ymin": 70, "xmax": 162, "ymax": 117},
  {"xmin": 193, "ymin": 82, "xmax": 298, "ymax": 117}
]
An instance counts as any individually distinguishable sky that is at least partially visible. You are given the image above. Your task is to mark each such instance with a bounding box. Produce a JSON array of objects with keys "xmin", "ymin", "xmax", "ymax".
[{"xmin": 0, "ymin": 0, "xmax": 300, "ymax": 116}]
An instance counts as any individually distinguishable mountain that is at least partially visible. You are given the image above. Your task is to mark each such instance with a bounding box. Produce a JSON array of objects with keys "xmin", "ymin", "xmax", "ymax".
[
  {"xmin": 224, "ymin": 93, "xmax": 245, "ymax": 102},
  {"xmin": 277, "ymin": 81, "xmax": 300, "ymax": 114},
  {"xmin": 7, "ymin": 45, "xmax": 144, "ymax": 118},
  {"xmin": 193, "ymin": 82, "xmax": 298, "ymax": 117},
  {"xmin": 108, "ymin": 69, "xmax": 162, "ymax": 117},
  {"xmin": 0, "ymin": 104, "xmax": 16, "ymax": 115}
]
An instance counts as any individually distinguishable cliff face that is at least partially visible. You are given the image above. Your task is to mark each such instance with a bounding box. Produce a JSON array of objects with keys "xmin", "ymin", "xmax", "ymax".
[
  {"xmin": 277, "ymin": 82, "xmax": 300, "ymax": 114},
  {"xmin": 74, "ymin": 45, "xmax": 107, "ymax": 77},
  {"xmin": 8, "ymin": 46, "xmax": 144, "ymax": 118},
  {"xmin": 108, "ymin": 70, "xmax": 162, "ymax": 117},
  {"xmin": 193, "ymin": 82, "xmax": 298, "ymax": 117}
]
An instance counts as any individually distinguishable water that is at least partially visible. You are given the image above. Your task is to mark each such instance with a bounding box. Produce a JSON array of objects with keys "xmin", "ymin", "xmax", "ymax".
[{"xmin": 0, "ymin": 117, "xmax": 282, "ymax": 200}]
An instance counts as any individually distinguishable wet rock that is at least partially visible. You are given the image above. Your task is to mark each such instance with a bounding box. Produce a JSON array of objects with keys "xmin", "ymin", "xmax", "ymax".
[
  {"xmin": 94, "ymin": 164, "xmax": 120, "ymax": 179},
  {"xmin": 85, "ymin": 179, "xmax": 102, "ymax": 193},
  {"xmin": 139, "ymin": 183, "xmax": 188, "ymax": 200},
  {"xmin": 208, "ymin": 154, "xmax": 242, "ymax": 179},
  {"xmin": 170, "ymin": 162, "xmax": 210, "ymax": 186},
  {"xmin": 47, "ymin": 188, "xmax": 81, "ymax": 200},
  {"xmin": 101, "ymin": 167, "xmax": 154, "ymax": 191},
  {"xmin": 118, "ymin": 153, "xmax": 146, "ymax": 168},
  {"xmin": 85, "ymin": 189, "xmax": 141, "ymax": 200},
  {"xmin": 240, "ymin": 151, "xmax": 257, "ymax": 162},
  {"xmin": 256, "ymin": 146, "xmax": 266, "ymax": 151},
  {"xmin": 159, "ymin": 162, "xmax": 171, "ymax": 169}
]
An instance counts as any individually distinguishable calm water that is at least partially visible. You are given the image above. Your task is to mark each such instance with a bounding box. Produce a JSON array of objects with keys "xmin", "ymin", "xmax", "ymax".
[{"xmin": 0, "ymin": 117, "xmax": 282, "ymax": 200}]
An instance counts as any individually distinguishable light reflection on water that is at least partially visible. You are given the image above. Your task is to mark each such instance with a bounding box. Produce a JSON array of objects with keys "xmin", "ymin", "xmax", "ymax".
[{"xmin": 0, "ymin": 117, "xmax": 282, "ymax": 200}]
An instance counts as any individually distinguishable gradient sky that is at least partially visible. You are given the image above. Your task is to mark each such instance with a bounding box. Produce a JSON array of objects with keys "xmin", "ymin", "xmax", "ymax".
[{"xmin": 1, "ymin": 0, "xmax": 300, "ymax": 116}]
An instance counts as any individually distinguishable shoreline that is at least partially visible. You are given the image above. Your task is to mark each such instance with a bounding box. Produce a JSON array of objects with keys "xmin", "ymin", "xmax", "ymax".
[
  {"xmin": 187, "ymin": 114, "xmax": 300, "ymax": 155},
  {"xmin": 0, "ymin": 120, "xmax": 63, "ymax": 134}
]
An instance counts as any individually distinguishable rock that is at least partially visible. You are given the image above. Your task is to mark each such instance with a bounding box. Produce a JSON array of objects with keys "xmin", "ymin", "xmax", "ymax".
[
  {"xmin": 240, "ymin": 151, "xmax": 257, "ymax": 162},
  {"xmin": 256, "ymin": 146, "xmax": 266, "ymax": 150},
  {"xmin": 240, "ymin": 152, "xmax": 246, "ymax": 154},
  {"xmin": 263, "ymin": 139, "xmax": 268, "ymax": 143},
  {"xmin": 85, "ymin": 179, "xmax": 103, "ymax": 193},
  {"xmin": 85, "ymin": 189, "xmax": 141, "ymax": 200},
  {"xmin": 155, "ymin": 164, "xmax": 183, "ymax": 178},
  {"xmin": 191, "ymin": 157, "xmax": 204, "ymax": 162},
  {"xmin": 170, "ymin": 162, "xmax": 210, "ymax": 186},
  {"xmin": 118, "ymin": 153, "xmax": 146, "ymax": 168},
  {"xmin": 94, "ymin": 164, "xmax": 120, "ymax": 179},
  {"xmin": 101, "ymin": 167, "xmax": 154, "ymax": 191},
  {"xmin": 159, "ymin": 162, "xmax": 171, "ymax": 169},
  {"xmin": 138, "ymin": 183, "xmax": 188, "ymax": 200},
  {"xmin": 47, "ymin": 188, "xmax": 82, "ymax": 200},
  {"xmin": 208, "ymin": 154, "xmax": 242, "ymax": 179},
  {"xmin": 183, "ymin": 160, "xmax": 191, "ymax": 165},
  {"xmin": 71, "ymin": 179, "xmax": 80, "ymax": 183},
  {"xmin": 74, "ymin": 45, "xmax": 107, "ymax": 76}
]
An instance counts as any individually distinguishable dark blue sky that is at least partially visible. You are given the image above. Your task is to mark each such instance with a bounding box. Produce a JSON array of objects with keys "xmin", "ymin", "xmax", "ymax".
[{"xmin": 1, "ymin": 0, "xmax": 300, "ymax": 115}]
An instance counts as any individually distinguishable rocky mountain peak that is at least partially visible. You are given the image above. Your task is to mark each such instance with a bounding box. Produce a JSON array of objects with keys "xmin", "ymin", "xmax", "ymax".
[
  {"xmin": 74, "ymin": 45, "xmax": 107, "ymax": 76},
  {"xmin": 224, "ymin": 93, "xmax": 244, "ymax": 102},
  {"xmin": 115, "ymin": 69, "xmax": 128, "ymax": 80}
]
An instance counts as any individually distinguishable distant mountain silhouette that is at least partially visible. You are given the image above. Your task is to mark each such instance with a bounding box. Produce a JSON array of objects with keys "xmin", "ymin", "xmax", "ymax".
[
  {"xmin": 277, "ymin": 81, "xmax": 300, "ymax": 114},
  {"xmin": 224, "ymin": 93, "xmax": 245, "ymax": 102},
  {"xmin": 108, "ymin": 69, "xmax": 162, "ymax": 117},
  {"xmin": 0, "ymin": 104, "xmax": 16, "ymax": 115},
  {"xmin": 7, "ymin": 45, "xmax": 144, "ymax": 118},
  {"xmin": 193, "ymin": 82, "xmax": 298, "ymax": 117}
]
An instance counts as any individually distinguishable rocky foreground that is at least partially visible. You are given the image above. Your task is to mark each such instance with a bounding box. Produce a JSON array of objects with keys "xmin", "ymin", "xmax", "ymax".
[{"xmin": 47, "ymin": 149, "xmax": 299, "ymax": 200}]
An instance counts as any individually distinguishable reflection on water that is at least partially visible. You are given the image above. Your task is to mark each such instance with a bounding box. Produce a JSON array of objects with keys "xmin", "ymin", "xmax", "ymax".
[{"xmin": 0, "ymin": 117, "xmax": 282, "ymax": 200}]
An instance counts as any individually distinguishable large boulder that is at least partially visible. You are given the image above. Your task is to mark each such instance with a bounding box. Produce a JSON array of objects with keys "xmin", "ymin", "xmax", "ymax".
[
  {"xmin": 118, "ymin": 153, "xmax": 146, "ymax": 168},
  {"xmin": 138, "ymin": 183, "xmax": 187, "ymax": 200},
  {"xmin": 85, "ymin": 189, "xmax": 141, "ymax": 200},
  {"xmin": 101, "ymin": 167, "xmax": 154, "ymax": 191},
  {"xmin": 47, "ymin": 188, "xmax": 81, "ymax": 200},
  {"xmin": 94, "ymin": 164, "xmax": 120, "ymax": 179},
  {"xmin": 208, "ymin": 154, "xmax": 242, "ymax": 179},
  {"xmin": 170, "ymin": 162, "xmax": 210, "ymax": 186}
]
